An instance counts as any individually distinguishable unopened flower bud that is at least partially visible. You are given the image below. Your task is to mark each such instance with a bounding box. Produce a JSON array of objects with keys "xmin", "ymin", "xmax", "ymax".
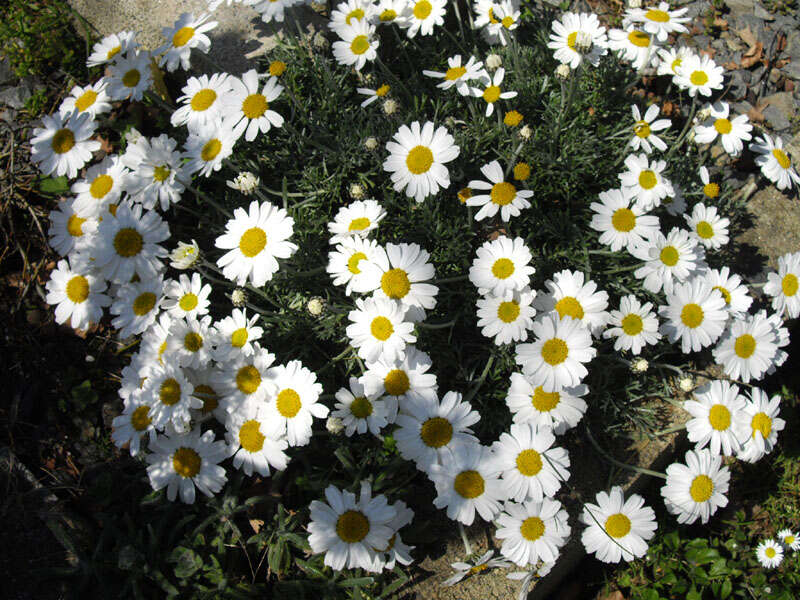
[
  {"xmin": 555, "ymin": 64, "xmax": 571, "ymax": 80},
  {"xmin": 227, "ymin": 171, "xmax": 260, "ymax": 195},
  {"xmin": 383, "ymin": 99, "xmax": 399, "ymax": 115},
  {"xmin": 170, "ymin": 240, "xmax": 200, "ymax": 270},
  {"xmin": 231, "ymin": 288, "xmax": 247, "ymax": 307},
  {"xmin": 631, "ymin": 358, "xmax": 649, "ymax": 373},
  {"xmin": 307, "ymin": 296, "xmax": 326, "ymax": 317},
  {"xmin": 349, "ymin": 183, "xmax": 365, "ymax": 199},
  {"xmin": 519, "ymin": 125, "xmax": 532, "ymax": 140},
  {"xmin": 679, "ymin": 376, "xmax": 694, "ymax": 392},
  {"xmin": 364, "ymin": 136, "xmax": 378, "ymax": 150},
  {"xmin": 486, "ymin": 54, "xmax": 502, "ymax": 70},
  {"xmin": 326, "ymin": 416, "xmax": 345, "ymax": 434}
]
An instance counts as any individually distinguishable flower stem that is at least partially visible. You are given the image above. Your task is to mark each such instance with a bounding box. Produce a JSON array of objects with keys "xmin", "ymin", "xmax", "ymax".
[
  {"xmin": 665, "ymin": 95, "xmax": 698, "ymax": 160},
  {"xmin": 584, "ymin": 426, "xmax": 667, "ymax": 480},
  {"xmin": 459, "ymin": 523, "xmax": 472, "ymax": 555}
]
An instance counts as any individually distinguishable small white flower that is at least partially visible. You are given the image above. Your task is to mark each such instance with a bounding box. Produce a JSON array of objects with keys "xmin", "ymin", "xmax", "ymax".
[
  {"xmin": 227, "ymin": 171, "xmax": 261, "ymax": 195},
  {"xmin": 170, "ymin": 240, "xmax": 200, "ymax": 270},
  {"xmin": 756, "ymin": 539, "xmax": 784, "ymax": 569}
]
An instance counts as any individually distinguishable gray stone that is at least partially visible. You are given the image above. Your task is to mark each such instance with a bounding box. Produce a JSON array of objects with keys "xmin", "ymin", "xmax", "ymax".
[
  {"xmin": 764, "ymin": 91, "xmax": 797, "ymax": 121},
  {"xmin": 693, "ymin": 34, "xmax": 711, "ymax": 50},
  {"xmin": 0, "ymin": 57, "xmax": 12, "ymax": 86},
  {"xmin": 0, "ymin": 84, "xmax": 31, "ymax": 109},
  {"xmin": 728, "ymin": 70, "xmax": 749, "ymax": 98},
  {"xmin": 783, "ymin": 61, "xmax": 800, "ymax": 80},
  {"xmin": 724, "ymin": 0, "xmax": 755, "ymax": 13},
  {"xmin": 733, "ymin": 100, "xmax": 754, "ymax": 114},
  {"xmin": 685, "ymin": 1, "xmax": 710, "ymax": 18},
  {"xmin": 753, "ymin": 3, "xmax": 775, "ymax": 20},
  {"xmin": 764, "ymin": 104, "xmax": 791, "ymax": 130}
]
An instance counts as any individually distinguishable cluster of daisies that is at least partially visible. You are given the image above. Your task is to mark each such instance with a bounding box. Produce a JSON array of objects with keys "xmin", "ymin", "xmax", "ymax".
[{"xmin": 756, "ymin": 529, "xmax": 800, "ymax": 570}]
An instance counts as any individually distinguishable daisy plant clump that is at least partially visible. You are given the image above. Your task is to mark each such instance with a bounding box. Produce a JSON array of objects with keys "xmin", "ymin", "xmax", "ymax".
[{"xmin": 32, "ymin": 0, "xmax": 797, "ymax": 595}]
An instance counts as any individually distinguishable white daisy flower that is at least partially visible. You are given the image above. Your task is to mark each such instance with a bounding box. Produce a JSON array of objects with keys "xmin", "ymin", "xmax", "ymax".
[
  {"xmin": 107, "ymin": 51, "xmax": 153, "ymax": 101},
  {"xmin": 505, "ymin": 372, "xmax": 588, "ymax": 434},
  {"xmin": 253, "ymin": 0, "xmax": 298, "ymax": 23},
  {"xmin": 470, "ymin": 67, "xmax": 518, "ymax": 117},
  {"xmin": 162, "ymin": 273, "xmax": 211, "ymax": 320},
  {"xmin": 659, "ymin": 278, "xmax": 727, "ymax": 353},
  {"xmin": 735, "ymin": 387, "xmax": 785, "ymax": 463},
  {"xmin": 466, "ymin": 160, "xmax": 533, "ymax": 222},
  {"xmin": 624, "ymin": 2, "xmax": 689, "ymax": 42},
  {"xmin": 630, "ymin": 227, "xmax": 706, "ymax": 295},
  {"xmin": 355, "ymin": 242, "xmax": 438, "ymax": 312},
  {"xmin": 328, "ymin": 199, "xmax": 387, "ymax": 245},
  {"xmin": 30, "ymin": 110, "xmax": 100, "ymax": 179},
  {"xmin": 661, "ymin": 184, "xmax": 687, "ymax": 217},
  {"xmin": 515, "ymin": 313, "xmax": 597, "ymax": 393},
  {"xmin": 111, "ymin": 392, "xmax": 156, "ymax": 456},
  {"xmin": 327, "ymin": 236, "xmax": 381, "ymax": 295},
  {"xmin": 684, "ymin": 203, "xmax": 729, "ymax": 250},
  {"xmin": 493, "ymin": 423, "xmax": 570, "ymax": 503},
  {"xmin": 166, "ymin": 316, "xmax": 216, "ymax": 369},
  {"xmin": 346, "ymin": 296, "xmax": 416, "ymax": 363},
  {"xmin": 629, "ymin": 104, "xmax": 671, "ymax": 154},
  {"xmin": 778, "ymin": 529, "xmax": 800, "ymax": 552},
  {"xmin": 122, "ymin": 134, "xmax": 188, "ymax": 211},
  {"xmin": 89, "ymin": 202, "xmax": 169, "ymax": 284},
  {"xmin": 580, "ymin": 487, "xmax": 657, "ymax": 563},
  {"xmin": 329, "ymin": 0, "xmax": 376, "ymax": 33},
  {"xmin": 47, "ymin": 198, "xmax": 98, "ymax": 257},
  {"xmin": 443, "ymin": 549, "xmax": 511, "ymax": 586},
  {"xmin": 395, "ymin": 391, "xmax": 480, "ymax": 472},
  {"xmin": 705, "ymin": 267, "xmax": 752, "ymax": 319},
  {"xmin": 375, "ymin": 499, "xmax": 415, "ymax": 570},
  {"xmin": 428, "ymin": 443, "xmax": 505, "ymax": 525},
  {"xmin": 477, "ymin": 288, "xmax": 537, "ymax": 345},
  {"xmin": 698, "ymin": 165, "xmax": 720, "ymax": 200},
  {"xmin": 589, "ymin": 187, "xmax": 660, "ymax": 252},
  {"xmin": 356, "ymin": 83, "xmax": 391, "ymax": 107},
  {"xmin": 751, "ymin": 133, "xmax": 800, "ymax": 191},
  {"xmin": 226, "ymin": 171, "xmax": 260, "ymax": 195},
  {"xmin": 547, "ymin": 12, "xmax": 609, "ymax": 69},
  {"xmin": 619, "ymin": 153, "xmax": 673, "ymax": 211},
  {"xmin": 423, "ymin": 55, "xmax": 487, "ymax": 96},
  {"xmin": 86, "ymin": 31, "xmax": 138, "ymax": 67},
  {"xmin": 139, "ymin": 312, "xmax": 174, "ymax": 367},
  {"xmin": 496, "ymin": 498, "xmax": 571, "ymax": 567},
  {"xmin": 264, "ymin": 360, "xmax": 327, "ymax": 447},
  {"xmin": 684, "ymin": 380, "xmax": 746, "ymax": 456},
  {"xmin": 146, "ymin": 427, "xmax": 228, "ymax": 504},
  {"xmin": 212, "ymin": 308, "xmax": 264, "ymax": 363},
  {"xmin": 332, "ymin": 21, "xmax": 379, "ymax": 71},
  {"xmin": 186, "ymin": 367, "xmax": 227, "ymax": 423},
  {"xmin": 158, "ymin": 12, "xmax": 218, "ymax": 72},
  {"xmin": 402, "ymin": 0, "xmax": 446, "ymax": 38},
  {"xmin": 225, "ymin": 406, "xmax": 289, "ymax": 477},
  {"xmin": 172, "ymin": 73, "xmax": 232, "ymax": 130},
  {"xmin": 656, "ymin": 46, "xmax": 693, "ymax": 77},
  {"xmin": 764, "ymin": 251, "xmax": 800, "ymax": 319},
  {"xmin": 756, "ymin": 539, "xmax": 784, "ymax": 569},
  {"xmin": 45, "ymin": 257, "xmax": 110, "ymax": 330},
  {"xmin": 607, "ymin": 27, "xmax": 659, "ymax": 70},
  {"xmin": 603, "ymin": 295, "xmax": 661, "ymax": 355},
  {"xmin": 713, "ymin": 312, "xmax": 782, "ymax": 383},
  {"xmin": 71, "ymin": 155, "xmax": 130, "ymax": 217},
  {"xmin": 360, "ymin": 346, "xmax": 438, "ymax": 419},
  {"xmin": 534, "ymin": 270, "xmax": 609, "ymax": 337},
  {"xmin": 110, "ymin": 275, "xmax": 164, "ymax": 338},
  {"xmin": 469, "ymin": 236, "xmax": 535, "ymax": 296},
  {"xmin": 215, "ymin": 200, "xmax": 297, "ymax": 287},
  {"xmin": 693, "ymin": 102, "xmax": 752, "ymax": 157},
  {"xmin": 140, "ymin": 363, "xmax": 199, "ymax": 432},
  {"xmin": 59, "ymin": 79, "xmax": 112, "ymax": 119},
  {"xmin": 661, "ymin": 449, "xmax": 730, "ymax": 524},
  {"xmin": 383, "ymin": 121, "xmax": 460, "ymax": 203},
  {"xmin": 308, "ymin": 482, "xmax": 396, "ymax": 572},
  {"xmin": 184, "ymin": 119, "xmax": 245, "ymax": 177},
  {"xmin": 673, "ymin": 53, "xmax": 724, "ymax": 97},
  {"xmin": 331, "ymin": 377, "xmax": 389, "ymax": 437},
  {"xmin": 480, "ymin": 0, "xmax": 519, "ymax": 45},
  {"xmin": 214, "ymin": 345, "xmax": 277, "ymax": 413}
]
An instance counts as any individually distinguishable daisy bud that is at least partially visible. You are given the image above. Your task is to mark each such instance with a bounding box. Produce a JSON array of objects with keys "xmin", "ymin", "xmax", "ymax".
[
  {"xmin": 627, "ymin": 0, "xmax": 642, "ymax": 7},
  {"xmin": 486, "ymin": 54, "xmax": 502, "ymax": 70},
  {"xmin": 679, "ymin": 376, "xmax": 695, "ymax": 392},
  {"xmin": 575, "ymin": 31, "xmax": 593, "ymax": 54},
  {"xmin": 383, "ymin": 99, "xmax": 399, "ymax": 115},
  {"xmin": 227, "ymin": 171, "xmax": 260, "ymax": 195},
  {"xmin": 326, "ymin": 416, "xmax": 345, "ymax": 434},
  {"xmin": 364, "ymin": 136, "xmax": 378, "ymax": 150},
  {"xmin": 313, "ymin": 32, "xmax": 328, "ymax": 49},
  {"xmin": 631, "ymin": 358, "xmax": 649, "ymax": 373},
  {"xmin": 231, "ymin": 288, "xmax": 247, "ymax": 307},
  {"xmin": 519, "ymin": 125, "xmax": 532, "ymax": 140},
  {"xmin": 349, "ymin": 183, "xmax": 366, "ymax": 199},
  {"xmin": 555, "ymin": 64, "xmax": 571, "ymax": 80},
  {"xmin": 307, "ymin": 296, "xmax": 326, "ymax": 316},
  {"xmin": 170, "ymin": 240, "xmax": 200, "ymax": 270},
  {"xmin": 697, "ymin": 107, "xmax": 712, "ymax": 121}
]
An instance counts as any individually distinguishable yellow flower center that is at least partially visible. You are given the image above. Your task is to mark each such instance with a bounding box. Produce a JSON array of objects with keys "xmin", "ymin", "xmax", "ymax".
[
  {"xmin": 370, "ymin": 316, "xmax": 394, "ymax": 341},
  {"xmin": 384, "ymin": 369, "xmax": 410, "ymax": 396},
  {"xmin": 555, "ymin": 296, "xmax": 584, "ymax": 320},
  {"xmin": 488, "ymin": 7, "xmax": 499, "ymax": 23},
  {"xmin": 453, "ymin": 470, "xmax": 485, "ymax": 499},
  {"xmin": 541, "ymin": 338, "xmax": 568, "ymax": 366},
  {"xmin": 497, "ymin": 300, "xmax": 520, "ymax": 323},
  {"xmin": 445, "ymin": 66, "xmax": 467, "ymax": 80},
  {"xmin": 680, "ymin": 303, "xmax": 704, "ymax": 328},
  {"xmin": 611, "ymin": 208, "xmax": 636, "ymax": 232},
  {"xmin": 413, "ymin": 0, "xmax": 432, "ymax": 19},
  {"xmin": 336, "ymin": 510, "xmax": 370, "ymax": 543},
  {"xmin": 348, "ymin": 217, "xmax": 370, "ymax": 231},
  {"xmin": 751, "ymin": 412, "xmax": 772, "ymax": 438},
  {"xmin": 531, "ymin": 386, "xmax": 560, "ymax": 411},
  {"xmin": 381, "ymin": 268, "xmax": 411, "ymax": 299},
  {"xmin": 239, "ymin": 227, "xmax": 267, "ymax": 257},
  {"xmin": 482, "ymin": 85, "xmax": 501, "ymax": 103},
  {"xmin": 734, "ymin": 333, "xmax": 756, "ymax": 358},
  {"xmin": 696, "ymin": 221, "xmax": 714, "ymax": 239},
  {"xmin": 628, "ymin": 30, "xmax": 651, "ymax": 47},
  {"xmin": 107, "ymin": 45, "xmax": 121, "ymax": 60},
  {"xmin": 621, "ymin": 313, "xmax": 644, "ymax": 336},
  {"xmin": 276, "ymin": 388, "xmax": 301, "ymax": 418},
  {"xmin": 660, "ymin": 245, "xmax": 679, "ymax": 267},
  {"xmin": 638, "ymin": 170, "xmax": 657, "ymax": 190},
  {"xmin": 201, "ymin": 138, "xmax": 222, "ymax": 161},
  {"xmin": 501, "ymin": 15, "xmax": 514, "ymax": 28},
  {"xmin": 713, "ymin": 285, "xmax": 731, "ymax": 305},
  {"xmin": 153, "ymin": 165, "xmax": 171, "ymax": 182},
  {"xmin": 90, "ymin": 174, "xmax": 114, "ymax": 199},
  {"xmin": 379, "ymin": 9, "xmax": 397, "ymax": 21},
  {"xmin": 703, "ymin": 183, "xmax": 720, "ymax": 198},
  {"xmin": 605, "ymin": 513, "xmax": 632, "ymax": 538},
  {"xmin": 513, "ymin": 162, "xmax": 530, "ymax": 180},
  {"xmin": 194, "ymin": 384, "xmax": 219, "ymax": 413},
  {"xmin": 347, "ymin": 251, "xmax": 367, "ymax": 274},
  {"xmin": 782, "ymin": 273, "xmax": 798, "ymax": 296},
  {"xmin": 179, "ymin": 293, "xmax": 198, "ymax": 312},
  {"xmin": 242, "ymin": 94, "xmax": 268, "ymax": 119},
  {"xmin": 122, "ymin": 69, "xmax": 141, "ymax": 88},
  {"xmin": 520, "ymin": 516, "xmax": 545, "ymax": 541},
  {"xmin": 183, "ymin": 332, "xmax": 202, "ymax": 353},
  {"xmin": 708, "ymin": 404, "xmax": 731, "ymax": 431},
  {"xmin": 492, "ymin": 258, "xmax": 515, "ymax": 279},
  {"xmin": 172, "ymin": 447, "xmax": 201, "ymax": 478},
  {"xmin": 239, "ymin": 419, "xmax": 266, "ymax": 452},
  {"xmin": 236, "ymin": 365, "xmax": 261, "ymax": 395},
  {"xmin": 269, "ymin": 60, "xmax": 286, "ymax": 76},
  {"xmin": 689, "ymin": 474, "xmax": 714, "ymax": 503},
  {"xmin": 516, "ymin": 448, "xmax": 542, "ymax": 476},
  {"xmin": 634, "ymin": 120, "xmax": 651, "ymax": 139},
  {"xmin": 114, "ymin": 228, "xmax": 144, "ymax": 258},
  {"xmin": 713, "ymin": 118, "xmax": 732, "ymax": 135},
  {"xmin": 376, "ymin": 84, "xmax": 390, "ymax": 97},
  {"xmin": 645, "ymin": 9, "xmax": 670, "ymax": 22},
  {"xmin": 172, "ymin": 26, "xmax": 195, "ymax": 47},
  {"xmin": 67, "ymin": 214, "xmax": 86, "ymax": 237},
  {"xmin": 231, "ymin": 327, "xmax": 249, "ymax": 348},
  {"xmin": 350, "ymin": 35, "xmax": 370, "ymax": 55},
  {"xmin": 690, "ymin": 71, "xmax": 709, "ymax": 86},
  {"xmin": 671, "ymin": 57, "xmax": 683, "ymax": 73},
  {"xmin": 345, "ymin": 8, "xmax": 364, "ymax": 24},
  {"xmin": 765, "ymin": 547, "xmax": 776, "ymax": 558},
  {"xmin": 772, "ymin": 149, "xmax": 791, "ymax": 169},
  {"xmin": 132, "ymin": 292, "xmax": 156, "ymax": 316},
  {"xmin": 131, "ymin": 405, "xmax": 152, "ymax": 431},
  {"xmin": 159, "ymin": 378, "xmax": 182, "ymax": 406},
  {"xmin": 490, "ymin": 181, "xmax": 517, "ymax": 206},
  {"xmin": 458, "ymin": 187, "xmax": 472, "ymax": 202},
  {"xmin": 567, "ymin": 31, "xmax": 578, "ymax": 49},
  {"xmin": 350, "ymin": 396, "xmax": 373, "ymax": 418},
  {"xmin": 51, "ymin": 129, "xmax": 76, "ymax": 154},
  {"xmin": 406, "ymin": 145, "xmax": 434, "ymax": 174},
  {"xmin": 420, "ymin": 417, "xmax": 453, "ymax": 448},
  {"xmin": 75, "ymin": 90, "xmax": 98, "ymax": 112},
  {"xmin": 469, "ymin": 563, "xmax": 489, "ymax": 574},
  {"xmin": 65, "ymin": 275, "xmax": 90, "ymax": 303}
]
